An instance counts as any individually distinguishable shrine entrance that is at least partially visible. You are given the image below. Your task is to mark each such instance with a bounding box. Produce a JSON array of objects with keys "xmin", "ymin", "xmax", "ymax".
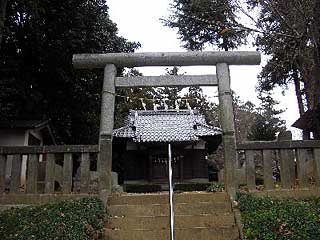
[
  {"xmin": 151, "ymin": 153, "xmax": 180, "ymax": 181},
  {"xmin": 72, "ymin": 51, "xmax": 261, "ymax": 195}
]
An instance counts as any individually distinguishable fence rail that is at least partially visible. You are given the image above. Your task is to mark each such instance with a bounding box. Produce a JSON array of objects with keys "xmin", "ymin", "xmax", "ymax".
[
  {"xmin": 237, "ymin": 140, "xmax": 320, "ymax": 191},
  {"xmin": 0, "ymin": 145, "xmax": 98, "ymax": 154},
  {"xmin": 0, "ymin": 145, "xmax": 99, "ymax": 195},
  {"xmin": 2, "ymin": 140, "xmax": 320, "ymax": 199}
]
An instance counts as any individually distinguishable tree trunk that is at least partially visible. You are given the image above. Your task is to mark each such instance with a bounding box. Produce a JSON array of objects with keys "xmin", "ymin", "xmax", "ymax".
[
  {"xmin": 293, "ymin": 71, "xmax": 305, "ymax": 117},
  {"xmin": 0, "ymin": 0, "xmax": 8, "ymax": 49},
  {"xmin": 222, "ymin": 35, "xmax": 229, "ymax": 51},
  {"xmin": 293, "ymin": 72, "xmax": 309, "ymax": 139},
  {"xmin": 311, "ymin": 0, "xmax": 320, "ymax": 139}
]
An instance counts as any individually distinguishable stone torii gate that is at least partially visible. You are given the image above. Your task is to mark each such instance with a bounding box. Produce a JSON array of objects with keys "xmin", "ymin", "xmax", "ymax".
[{"xmin": 72, "ymin": 51, "xmax": 261, "ymax": 195}]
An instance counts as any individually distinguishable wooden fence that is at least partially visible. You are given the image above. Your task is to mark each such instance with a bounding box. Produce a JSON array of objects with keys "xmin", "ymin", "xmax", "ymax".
[
  {"xmin": 0, "ymin": 145, "xmax": 99, "ymax": 195},
  {"xmin": 1, "ymin": 140, "xmax": 320, "ymax": 198},
  {"xmin": 237, "ymin": 140, "xmax": 320, "ymax": 191}
]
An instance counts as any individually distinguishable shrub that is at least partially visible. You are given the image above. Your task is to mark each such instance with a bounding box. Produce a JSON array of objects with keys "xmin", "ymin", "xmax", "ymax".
[
  {"xmin": 123, "ymin": 184, "xmax": 161, "ymax": 193},
  {"xmin": 206, "ymin": 182, "xmax": 224, "ymax": 192},
  {"xmin": 0, "ymin": 197, "xmax": 107, "ymax": 240},
  {"xmin": 238, "ymin": 193, "xmax": 320, "ymax": 240}
]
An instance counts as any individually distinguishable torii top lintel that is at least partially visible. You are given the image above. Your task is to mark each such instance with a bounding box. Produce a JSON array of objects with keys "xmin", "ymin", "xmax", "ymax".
[{"xmin": 72, "ymin": 51, "xmax": 261, "ymax": 69}]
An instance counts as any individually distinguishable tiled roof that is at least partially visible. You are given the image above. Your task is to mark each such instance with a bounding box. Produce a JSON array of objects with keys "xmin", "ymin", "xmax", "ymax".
[{"xmin": 113, "ymin": 110, "xmax": 221, "ymax": 143}]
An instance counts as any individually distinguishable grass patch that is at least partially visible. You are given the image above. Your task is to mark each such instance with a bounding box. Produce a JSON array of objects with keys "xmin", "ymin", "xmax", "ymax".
[
  {"xmin": 0, "ymin": 197, "xmax": 107, "ymax": 240},
  {"xmin": 238, "ymin": 193, "xmax": 320, "ymax": 240}
]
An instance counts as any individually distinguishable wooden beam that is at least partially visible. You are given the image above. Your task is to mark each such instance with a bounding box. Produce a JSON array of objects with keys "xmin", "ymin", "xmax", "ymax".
[
  {"xmin": 237, "ymin": 140, "xmax": 320, "ymax": 150},
  {"xmin": 0, "ymin": 145, "xmax": 99, "ymax": 155},
  {"xmin": 116, "ymin": 75, "xmax": 217, "ymax": 87},
  {"xmin": 73, "ymin": 51, "xmax": 261, "ymax": 69}
]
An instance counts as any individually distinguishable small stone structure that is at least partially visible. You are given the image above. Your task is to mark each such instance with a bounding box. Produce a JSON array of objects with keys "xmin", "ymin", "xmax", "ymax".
[{"xmin": 112, "ymin": 172, "xmax": 123, "ymax": 192}]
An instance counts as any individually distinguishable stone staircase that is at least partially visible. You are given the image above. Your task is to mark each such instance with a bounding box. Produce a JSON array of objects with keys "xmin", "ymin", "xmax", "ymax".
[{"xmin": 105, "ymin": 192, "xmax": 240, "ymax": 240}]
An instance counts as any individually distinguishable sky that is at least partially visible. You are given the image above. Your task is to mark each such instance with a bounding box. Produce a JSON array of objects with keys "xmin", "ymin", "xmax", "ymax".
[{"xmin": 107, "ymin": 0, "xmax": 301, "ymax": 138}]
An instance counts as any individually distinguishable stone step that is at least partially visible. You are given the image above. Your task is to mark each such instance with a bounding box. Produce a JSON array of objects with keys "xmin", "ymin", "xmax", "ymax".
[
  {"xmin": 107, "ymin": 214, "xmax": 235, "ymax": 230},
  {"xmin": 109, "ymin": 201, "xmax": 232, "ymax": 217},
  {"xmin": 105, "ymin": 226, "xmax": 239, "ymax": 240},
  {"xmin": 108, "ymin": 192, "xmax": 228, "ymax": 205}
]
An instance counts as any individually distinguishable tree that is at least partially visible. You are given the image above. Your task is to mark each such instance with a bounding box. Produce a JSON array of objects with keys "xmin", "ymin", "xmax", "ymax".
[
  {"xmin": 0, "ymin": 0, "xmax": 140, "ymax": 144},
  {"xmin": 251, "ymin": 0, "xmax": 312, "ymax": 105},
  {"xmin": 114, "ymin": 68, "xmax": 156, "ymax": 128},
  {"xmin": 247, "ymin": 0, "xmax": 320, "ymax": 138},
  {"xmin": 162, "ymin": 0, "xmax": 247, "ymax": 51},
  {"xmin": 164, "ymin": 0, "xmax": 320, "ymax": 138},
  {"xmin": 0, "ymin": 0, "xmax": 7, "ymax": 48},
  {"xmin": 247, "ymin": 94, "xmax": 286, "ymax": 141},
  {"xmin": 182, "ymin": 86, "xmax": 219, "ymax": 125},
  {"xmin": 232, "ymin": 94, "xmax": 258, "ymax": 142},
  {"xmin": 152, "ymin": 67, "xmax": 184, "ymax": 110}
]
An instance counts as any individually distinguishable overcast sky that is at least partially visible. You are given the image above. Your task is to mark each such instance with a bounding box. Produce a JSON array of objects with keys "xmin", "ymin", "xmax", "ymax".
[{"xmin": 107, "ymin": 0, "xmax": 300, "ymax": 137}]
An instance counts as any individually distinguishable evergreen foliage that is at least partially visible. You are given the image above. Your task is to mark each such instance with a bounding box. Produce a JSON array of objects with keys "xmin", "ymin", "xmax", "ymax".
[
  {"xmin": 247, "ymin": 94, "xmax": 286, "ymax": 141},
  {"xmin": 233, "ymin": 94, "xmax": 258, "ymax": 142},
  {"xmin": 0, "ymin": 0, "xmax": 140, "ymax": 144},
  {"xmin": 162, "ymin": 0, "xmax": 247, "ymax": 51}
]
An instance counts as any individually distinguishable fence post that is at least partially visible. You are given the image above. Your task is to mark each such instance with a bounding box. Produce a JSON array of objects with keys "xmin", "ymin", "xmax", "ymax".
[
  {"xmin": 11, "ymin": 154, "xmax": 22, "ymax": 193},
  {"xmin": 80, "ymin": 153, "xmax": 90, "ymax": 193},
  {"xmin": 314, "ymin": 148, "xmax": 320, "ymax": 187},
  {"xmin": 98, "ymin": 64, "xmax": 116, "ymax": 193},
  {"xmin": 279, "ymin": 149, "xmax": 295, "ymax": 189},
  {"xmin": 217, "ymin": 63, "xmax": 237, "ymax": 195},
  {"xmin": 263, "ymin": 150, "xmax": 275, "ymax": 190},
  {"xmin": 26, "ymin": 154, "xmax": 38, "ymax": 193},
  {"xmin": 45, "ymin": 154, "xmax": 55, "ymax": 194},
  {"xmin": 296, "ymin": 149, "xmax": 309, "ymax": 188},
  {"xmin": 0, "ymin": 155, "xmax": 7, "ymax": 193},
  {"xmin": 62, "ymin": 153, "xmax": 73, "ymax": 193},
  {"xmin": 245, "ymin": 150, "xmax": 256, "ymax": 191}
]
